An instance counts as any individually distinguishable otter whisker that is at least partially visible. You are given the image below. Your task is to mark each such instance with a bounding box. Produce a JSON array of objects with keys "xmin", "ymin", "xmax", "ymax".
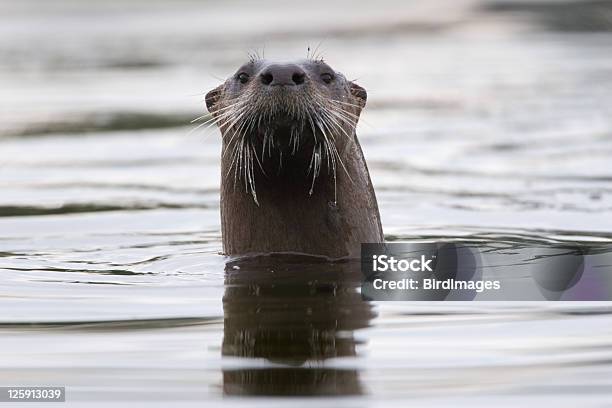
[
  {"xmin": 329, "ymin": 98, "xmax": 365, "ymax": 110},
  {"xmin": 322, "ymin": 107, "xmax": 362, "ymax": 136},
  {"xmin": 245, "ymin": 140, "xmax": 259, "ymax": 205},
  {"xmin": 317, "ymin": 114, "xmax": 352, "ymax": 185},
  {"xmin": 194, "ymin": 107, "xmax": 243, "ymax": 134},
  {"xmin": 230, "ymin": 105, "xmax": 255, "ymax": 137},
  {"xmin": 320, "ymin": 128, "xmax": 338, "ymax": 202},
  {"xmin": 327, "ymin": 110, "xmax": 361, "ymax": 130},
  {"xmin": 189, "ymin": 105, "xmax": 243, "ymax": 134},
  {"xmin": 191, "ymin": 99, "xmax": 246, "ymax": 136},
  {"xmin": 237, "ymin": 136, "xmax": 248, "ymax": 191},
  {"xmin": 328, "ymin": 105, "xmax": 367, "ymax": 124},
  {"xmin": 327, "ymin": 104, "xmax": 361, "ymax": 124},
  {"xmin": 220, "ymin": 107, "xmax": 254, "ymax": 159},
  {"xmin": 238, "ymin": 111, "xmax": 267, "ymax": 184},
  {"xmin": 326, "ymin": 99, "xmax": 363, "ymax": 121},
  {"xmin": 226, "ymin": 134, "xmax": 243, "ymax": 192},
  {"xmin": 190, "ymin": 113, "xmax": 210, "ymax": 123},
  {"xmin": 227, "ymin": 119, "xmax": 257, "ymax": 185},
  {"xmin": 320, "ymin": 109, "xmax": 354, "ymax": 142},
  {"xmin": 239, "ymin": 136, "xmax": 248, "ymax": 192},
  {"xmin": 191, "ymin": 101, "xmax": 241, "ymax": 124},
  {"xmin": 312, "ymin": 116, "xmax": 339, "ymax": 200},
  {"xmin": 307, "ymin": 143, "xmax": 322, "ymax": 196},
  {"xmin": 226, "ymin": 107, "xmax": 253, "ymax": 175},
  {"xmin": 188, "ymin": 113, "xmax": 240, "ymax": 139},
  {"xmin": 212, "ymin": 104, "xmax": 249, "ymax": 133},
  {"xmin": 261, "ymin": 130, "xmax": 267, "ymax": 157},
  {"xmin": 250, "ymin": 138, "xmax": 267, "ymax": 177}
]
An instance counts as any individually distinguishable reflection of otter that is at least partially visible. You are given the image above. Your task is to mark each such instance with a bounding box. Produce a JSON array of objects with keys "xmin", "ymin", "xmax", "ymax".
[
  {"xmin": 221, "ymin": 256, "xmax": 375, "ymax": 396},
  {"xmin": 206, "ymin": 59, "xmax": 383, "ymax": 258}
]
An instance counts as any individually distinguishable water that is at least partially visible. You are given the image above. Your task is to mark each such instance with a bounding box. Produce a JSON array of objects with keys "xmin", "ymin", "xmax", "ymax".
[{"xmin": 1, "ymin": 0, "xmax": 612, "ymax": 406}]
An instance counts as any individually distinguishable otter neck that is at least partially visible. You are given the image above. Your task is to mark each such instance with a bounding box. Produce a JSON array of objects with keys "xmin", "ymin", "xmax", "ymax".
[{"xmin": 220, "ymin": 133, "xmax": 384, "ymax": 259}]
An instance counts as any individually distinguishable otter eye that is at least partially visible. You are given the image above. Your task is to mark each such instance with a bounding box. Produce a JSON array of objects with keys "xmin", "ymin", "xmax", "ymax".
[
  {"xmin": 320, "ymin": 73, "xmax": 334, "ymax": 84},
  {"xmin": 237, "ymin": 73, "xmax": 250, "ymax": 84}
]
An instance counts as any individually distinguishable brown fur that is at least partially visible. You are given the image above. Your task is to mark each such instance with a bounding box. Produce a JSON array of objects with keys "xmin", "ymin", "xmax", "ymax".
[{"xmin": 206, "ymin": 59, "xmax": 383, "ymax": 258}]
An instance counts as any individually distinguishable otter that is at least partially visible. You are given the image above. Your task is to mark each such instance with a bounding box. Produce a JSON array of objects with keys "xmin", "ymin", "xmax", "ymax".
[{"xmin": 205, "ymin": 58, "xmax": 383, "ymax": 259}]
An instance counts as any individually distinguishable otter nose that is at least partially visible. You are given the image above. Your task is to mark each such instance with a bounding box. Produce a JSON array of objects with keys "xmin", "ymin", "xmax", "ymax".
[{"xmin": 260, "ymin": 64, "xmax": 306, "ymax": 86}]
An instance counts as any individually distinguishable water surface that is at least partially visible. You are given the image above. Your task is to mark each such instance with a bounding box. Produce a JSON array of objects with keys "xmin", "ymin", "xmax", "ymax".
[{"xmin": 1, "ymin": 0, "xmax": 612, "ymax": 406}]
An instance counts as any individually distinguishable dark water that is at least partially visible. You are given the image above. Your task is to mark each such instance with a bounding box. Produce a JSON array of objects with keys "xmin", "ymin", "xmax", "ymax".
[{"xmin": 1, "ymin": 0, "xmax": 612, "ymax": 406}]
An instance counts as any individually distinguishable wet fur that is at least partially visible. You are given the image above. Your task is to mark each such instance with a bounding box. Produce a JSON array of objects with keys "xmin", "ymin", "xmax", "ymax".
[{"xmin": 206, "ymin": 58, "xmax": 383, "ymax": 258}]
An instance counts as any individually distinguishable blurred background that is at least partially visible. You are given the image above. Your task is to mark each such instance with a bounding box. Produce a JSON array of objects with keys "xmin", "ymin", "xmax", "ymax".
[{"xmin": 1, "ymin": 0, "xmax": 612, "ymax": 406}]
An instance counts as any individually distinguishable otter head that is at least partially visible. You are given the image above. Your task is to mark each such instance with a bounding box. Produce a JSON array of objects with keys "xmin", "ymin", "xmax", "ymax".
[{"xmin": 205, "ymin": 59, "xmax": 367, "ymax": 203}]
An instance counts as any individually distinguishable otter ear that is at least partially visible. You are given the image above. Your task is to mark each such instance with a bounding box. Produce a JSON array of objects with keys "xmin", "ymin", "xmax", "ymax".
[
  {"xmin": 205, "ymin": 86, "xmax": 222, "ymax": 114},
  {"xmin": 349, "ymin": 82, "xmax": 367, "ymax": 109}
]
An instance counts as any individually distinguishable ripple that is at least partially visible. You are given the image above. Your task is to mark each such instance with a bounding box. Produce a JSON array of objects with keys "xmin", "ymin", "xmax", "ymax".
[
  {"xmin": 3, "ymin": 266, "xmax": 150, "ymax": 276},
  {"xmin": 483, "ymin": 0, "xmax": 612, "ymax": 32},
  {"xmin": 0, "ymin": 202, "xmax": 210, "ymax": 217},
  {"xmin": 0, "ymin": 111, "xmax": 200, "ymax": 138},
  {"xmin": 0, "ymin": 317, "xmax": 222, "ymax": 331}
]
